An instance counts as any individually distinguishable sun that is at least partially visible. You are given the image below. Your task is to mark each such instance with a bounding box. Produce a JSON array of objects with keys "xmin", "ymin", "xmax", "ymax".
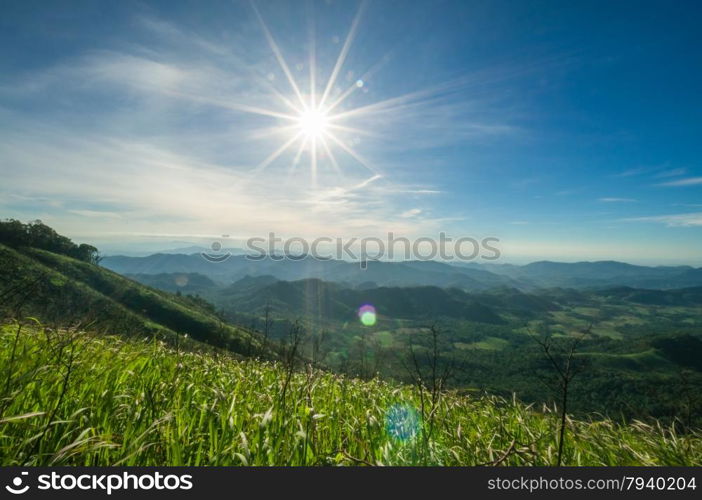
[
  {"xmin": 248, "ymin": 2, "xmax": 382, "ymax": 180},
  {"xmin": 297, "ymin": 108, "xmax": 329, "ymax": 139}
]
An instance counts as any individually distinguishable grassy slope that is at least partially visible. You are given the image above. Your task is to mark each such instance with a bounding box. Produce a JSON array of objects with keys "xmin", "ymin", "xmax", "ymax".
[
  {"xmin": 0, "ymin": 323, "xmax": 699, "ymax": 466},
  {"xmin": 0, "ymin": 244, "xmax": 258, "ymax": 355}
]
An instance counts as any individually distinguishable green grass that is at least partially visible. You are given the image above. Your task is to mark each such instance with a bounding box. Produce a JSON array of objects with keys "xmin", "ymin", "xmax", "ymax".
[{"xmin": 1, "ymin": 322, "xmax": 699, "ymax": 466}]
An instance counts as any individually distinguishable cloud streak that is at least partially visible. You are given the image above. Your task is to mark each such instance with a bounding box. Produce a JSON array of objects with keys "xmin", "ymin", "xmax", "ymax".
[
  {"xmin": 4, "ymin": 10, "xmax": 502, "ymax": 243},
  {"xmin": 598, "ymin": 197, "xmax": 636, "ymax": 203},
  {"xmin": 624, "ymin": 212, "xmax": 702, "ymax": 227},
  {"xmin": 658, "ymin": 177, "xmax": 702, "ymax": 187}
]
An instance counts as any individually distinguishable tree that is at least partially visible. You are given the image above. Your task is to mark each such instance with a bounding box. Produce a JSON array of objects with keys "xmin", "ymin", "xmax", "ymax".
[
  {"xmin": 402, "ymin": 323, "xmax": 455, "ymax": 452},
  {"xmin": 310, "ymin": 329, "xmax": 329, "ymax": 367},
  {"xmin": 262, "ymin": 300, "xmax": 273, "ymax": 351},
  {"xmin": 279, "ymin": 320, "xmax": 306, "ymax": 409},
  {"xmin": 0, "ymin": 219, "xmax": 101, "ymax": 264},
  {"xmin": 71, "ymin": 243, "xmax": 101, "ymax": 265},
  {"xmin": 528, "ymin": 325, "xmax": 591, "ymax": 466}
]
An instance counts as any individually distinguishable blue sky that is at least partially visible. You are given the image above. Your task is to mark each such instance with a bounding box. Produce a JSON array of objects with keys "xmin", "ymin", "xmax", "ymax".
[{"xmin": 1, "ymin": 0, "xmax": 701, "ymax": 264}]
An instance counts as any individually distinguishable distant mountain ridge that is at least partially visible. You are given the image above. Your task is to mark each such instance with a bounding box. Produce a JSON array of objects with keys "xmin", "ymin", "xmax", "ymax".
[
  {"xmin": 126, "ymin": 270, "xmax": 702, "ymax": 329},
  {"xmin": 102, "ymin": 253, "xmax": 702, "ymax": 291}
]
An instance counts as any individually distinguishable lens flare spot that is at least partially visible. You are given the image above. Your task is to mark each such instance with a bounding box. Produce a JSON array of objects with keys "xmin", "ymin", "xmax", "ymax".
[
  {"xmin": 174, "ymin": 275, "xmax": 189, "ymax": 287},
  {"xmin": 385, "ymin": 404, "xmax": 421, "ymax": 442},
  {"xmin": 358, "ymin": 304, "xmax": 376, "ymax": 326}
]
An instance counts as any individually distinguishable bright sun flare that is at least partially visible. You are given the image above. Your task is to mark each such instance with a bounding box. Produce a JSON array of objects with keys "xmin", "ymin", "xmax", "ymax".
[
  {"xmin": 247, "ymin": 3, "xmax": 383, "ymax": 182},
  {"xmin": 297, "ymin": 108, "xmax": 329, "ymax": 138}
]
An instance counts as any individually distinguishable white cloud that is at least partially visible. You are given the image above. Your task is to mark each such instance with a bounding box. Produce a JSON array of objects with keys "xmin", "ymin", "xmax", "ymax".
[
  {"xmin": 658, "ymin": 177, "xmax": 702, "ymax": 187},
  {"xmin": 0, "ymin": 12, "xmax": 546, "ymax": 248},
  {"xmin": 68, "ymin": 210, "xmax": 123, "ymax": 219},
  {"xmin": 400, "ymin": 208, "xmax": 422, "ymax": 218},
  {"xmin": 624, "ymin": 212, "xmax": 702, "ymax": 227},
  {"xmin": 611, "ymin": 166, "xmax": 651, "ymax": 178},
  {"xmin": 598, "ymin": 197, "xmax": 636, "ymax": 203},
  {"xmin": 0, "ymin": 115, "xmax": 454, "ymax": 243},
  {"xmin": 611, "ymin": 164, "xmax": 689, "ymax": 181},
  {"xmin": 653, "ymin": 167, "xmax": 687, "ymax": 178}
]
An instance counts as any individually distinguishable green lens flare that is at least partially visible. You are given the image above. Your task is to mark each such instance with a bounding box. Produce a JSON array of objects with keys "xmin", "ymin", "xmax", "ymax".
[{"xmin": 358, "ymin": 304, "xmax": 376, "ymax": 326}]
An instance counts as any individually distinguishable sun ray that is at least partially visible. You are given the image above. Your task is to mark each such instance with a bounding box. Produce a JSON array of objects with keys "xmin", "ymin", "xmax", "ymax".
[
  {"xmin": 263, "ymin": 83, "xmax": 304, "ymax": 115},
  {"xmin": 324, "ymin": 46, "xmax": 400, "ymax": 113},
  {"xmin": 291, "ymin": 135, "xmax": 309, "ymax": 173},
  {"xmin": 245, "ymin": 0, "xmax": 388, "ymax": 181},
  {"xmin": 324, "ymin": 79, "xmax": 363, "ymax": 114},
  {"xmin": 319, "ymin": 134, "xmax": 342, "ymax": 176},
  {"xmin": 318, "ymin": 0, "xmax": 366, "ymax": 109},
  {"xmin": 162, "ymin": 88, "xmax": 299, "ymax": 121},
  {"xmin": 329, "ymin": 75, "xmax": 481, "ymax": 121},
  {"xmin": 324, "ymin": 131, "xmax": 377, "ymax": 175},
  {"xmin": 247, "ymin": 124, "xmax": 300, "ymax": 141},
  {"xmin": 307, "ymin": 0, "xmax": 317, "ymax": 109},
  {"xmin": 251, "ymin": 2, "xmax": 308, "ymax": 110},
  {"xmin": 328, "ymin": 93, "xmax": 426, "ymax": 121},
  {"xmin": 326, "ymin": 122, "xmax": 379, "ymax": 138},
  {"xmin": 254, "ymin": 131, "xmax": 303, "ymax": 172},
  {"xmin": 310, "ymin": 135, "xmax": 318, "ymax": 185}
]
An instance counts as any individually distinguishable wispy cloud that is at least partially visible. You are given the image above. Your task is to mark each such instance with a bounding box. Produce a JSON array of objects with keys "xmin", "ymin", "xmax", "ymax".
[
  {"xmin": 68, "ymin": 210, "xmax": 123, "ymax": 219},
  {"xmin": 400, "ymin": 208, "xmax": 422, "ymax": 218},
  {"xmin": 598, "ymin": 197, "xmax": 637, "ymax": 203},
  {"xmin": 0, "ymin": 122, "xmax": 447, "ymax": 239},
  {"xmin": 3, "ymin": 11, "xmax": 497, "ymax": 242},
  {"xmin": 653, "ymin": 167, "xmax": 687, "ymax": 178},
  {"xmin": 611, "ymin": 166, "xmax": 653, "ymax": 178},
  {"xmin": 673, "ymin": 203, "xmax": 702, "ymax": 208},
  {"xmin": 658, "ymin": 177, "xmax": 702, "ymax": 187},
  {"xmin": 624, "ymin": 212, "xmax": 702, "ymax": 227},
  {"xmin": 611, "ymin": 163, "xmax": 687, "ymax": 180},
  {"xmin": 0, "ymin": 9, "xmax": 530, "ymax": 242}
]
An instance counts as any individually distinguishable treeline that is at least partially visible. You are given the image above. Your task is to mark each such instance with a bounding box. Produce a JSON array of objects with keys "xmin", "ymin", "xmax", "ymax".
[{"xmin": 0, "ymin": 218, "xmax": 100, "ymax": 264}]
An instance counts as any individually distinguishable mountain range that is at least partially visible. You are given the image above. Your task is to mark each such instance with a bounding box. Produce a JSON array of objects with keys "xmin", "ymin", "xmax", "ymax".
[{"xmin": 102, "ymin": 253, "xmax": 702, "ymax": 291}]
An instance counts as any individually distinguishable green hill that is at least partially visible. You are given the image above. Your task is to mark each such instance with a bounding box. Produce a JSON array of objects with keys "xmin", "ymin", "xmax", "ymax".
[
  {"xmin": 2, "ymin": 220, "xmax": 701, "ymax": 466},
  {"xmin": 0, "ymin": 242, "xmax": 259, "ymax": 356},
  {"xmin": 208, "ymin": 277, "xmax": 506, "ymax": 324},
  {"xmin": 0, "ymin": 322, "xmax": 699, "ymax": 466}
]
